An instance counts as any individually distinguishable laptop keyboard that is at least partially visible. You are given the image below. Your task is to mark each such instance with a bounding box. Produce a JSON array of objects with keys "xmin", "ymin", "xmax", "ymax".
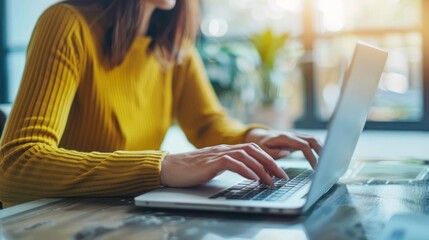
[{"xmin": 209, "ymin": 168, "xmax": 314, "ymax": 201}]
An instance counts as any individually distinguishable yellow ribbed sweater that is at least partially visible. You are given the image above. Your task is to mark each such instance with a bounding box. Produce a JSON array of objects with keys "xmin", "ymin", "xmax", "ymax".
[{"xmin": 0, "ymin": 4, "xmax": 255, "ymax": 207}]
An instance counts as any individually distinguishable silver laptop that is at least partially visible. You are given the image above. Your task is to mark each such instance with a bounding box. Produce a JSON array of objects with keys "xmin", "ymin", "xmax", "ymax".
[{"xmin": 135, "ymin": 42, "xmax": 388, "ymax": 215}]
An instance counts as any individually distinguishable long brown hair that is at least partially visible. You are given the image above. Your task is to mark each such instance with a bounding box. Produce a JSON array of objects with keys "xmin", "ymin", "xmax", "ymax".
[{"xmin": 67, "ymin": 0, "xmax": 200, "ymax": 67}]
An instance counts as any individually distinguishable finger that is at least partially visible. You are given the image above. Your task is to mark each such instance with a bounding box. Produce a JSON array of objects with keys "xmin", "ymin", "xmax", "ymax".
[
  {"xmin": 228, "ymin": 149, "xmax": 275, "ymax": 185},
  {"xmin": 269, "ymin": 135, "xmax": 318, "ymax": 168},
  {"xmin": 238, "ymin": 143, "xmax": 287, "ymax": 179},
  {"xmin": 218, "ymin": 143, "xmax": 272, "ymax": 161},
  {"xmin": 215, "ymin": 155, "xmax": 261, "ymax": 182},
  {"xmin": 296, "ymin": 134, "xmax": 323, "ymax": 155},
  {"xmin": 213, "ymin": 143, "xmax": 286, "ymax": 179},
  {"xmin": 264, "ymin": 149, "xmax": 291, "ymax": 159},
  {"xmin": 285, "ymin": 137, "xmax": 318, "ymax": 169}
]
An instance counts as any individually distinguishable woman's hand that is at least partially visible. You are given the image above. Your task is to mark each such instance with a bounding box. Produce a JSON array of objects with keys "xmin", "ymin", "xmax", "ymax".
[
  {"xmin": 245, "ymin": 128, "xmax": 322, "ymax": 169},
  {"xmin": 160, "ymin": 143, "xmax": 287, "ymax": 188}
]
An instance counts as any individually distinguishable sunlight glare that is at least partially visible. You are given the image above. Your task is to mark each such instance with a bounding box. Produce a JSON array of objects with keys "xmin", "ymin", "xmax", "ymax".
[
  {"xmin": 380, "ymin": 72, "xmax": 409, "ymax": 94},
  {"xmin": 274, "ymin": 0, "xmax": 303, "ymax": 13},
  {"xmin": 318, "ymin": 0, "xmax": 346, "ymax": 32}
]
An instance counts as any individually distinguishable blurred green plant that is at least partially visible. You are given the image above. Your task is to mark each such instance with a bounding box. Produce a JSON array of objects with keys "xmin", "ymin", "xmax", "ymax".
[{"xmin": 250, "ymin": 29, "xmax": 289, "ymax": 105}]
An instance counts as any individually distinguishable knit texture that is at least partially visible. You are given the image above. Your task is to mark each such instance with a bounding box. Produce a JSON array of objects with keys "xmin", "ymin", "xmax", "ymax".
[{"xmin": 0, "ymin": 3, "xmax": 257, "ymax": 206}]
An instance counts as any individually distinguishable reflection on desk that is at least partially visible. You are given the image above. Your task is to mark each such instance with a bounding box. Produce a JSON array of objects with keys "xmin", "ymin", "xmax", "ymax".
[{"xmin": 0, "ymin": 182, "xmax": 428, "ymax": 240}]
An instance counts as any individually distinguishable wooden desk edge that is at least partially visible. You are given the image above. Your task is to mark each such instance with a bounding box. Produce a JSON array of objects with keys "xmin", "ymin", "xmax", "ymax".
[{"xmin": 0, "ymin": 198, "xmax": 63, "ymax": 220}]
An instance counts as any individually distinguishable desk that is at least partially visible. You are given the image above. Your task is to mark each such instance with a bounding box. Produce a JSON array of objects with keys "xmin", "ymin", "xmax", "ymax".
[{"xmin": 1, "ymin": 130, "xmax": 429, "ymax": 239}]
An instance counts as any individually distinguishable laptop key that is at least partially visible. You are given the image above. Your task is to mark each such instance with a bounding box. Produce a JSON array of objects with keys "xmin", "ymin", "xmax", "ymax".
[{"xmin": 209, "ymin": 169, "xmax": 313, "ymax": 201}]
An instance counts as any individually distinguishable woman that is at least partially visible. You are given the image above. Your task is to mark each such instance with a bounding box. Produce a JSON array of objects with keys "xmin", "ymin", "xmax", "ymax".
[{"xmin": 0, "ymin": 0, "xmax": 321, "ymax": 207}]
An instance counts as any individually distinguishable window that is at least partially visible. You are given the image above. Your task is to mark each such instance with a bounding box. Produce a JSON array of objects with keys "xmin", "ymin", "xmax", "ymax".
[
  {"xmin": 199, "ymin": 0, "xmax": 429, "ymax": 130},
  {"xmin": 0, "ymin": 0, "xmax": 59, "ymax": 103},
  {"xmin": 297, "ymin": 0, "xmax": 429, "ymax": 130},
  {"xmin": 1, "ymin": 0, "xmax": 428, "ymax": 130}
]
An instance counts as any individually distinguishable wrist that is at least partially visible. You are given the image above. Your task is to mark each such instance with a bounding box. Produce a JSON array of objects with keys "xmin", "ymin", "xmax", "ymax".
[{"xmin": 245, "ymin": 128, "xmax": 268, "ymax": 143}]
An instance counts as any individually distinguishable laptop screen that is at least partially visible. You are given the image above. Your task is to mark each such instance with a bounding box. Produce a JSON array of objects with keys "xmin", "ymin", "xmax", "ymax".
[{"xmin": 303, "ymin": 42, "xmax": 388, "ymax": 212}]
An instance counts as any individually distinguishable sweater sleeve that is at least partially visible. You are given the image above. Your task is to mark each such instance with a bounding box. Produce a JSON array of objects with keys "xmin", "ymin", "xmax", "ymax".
[
  {"xmin": 0, "ymin": 5, "xmax": 165, "ymax": 206},
  {"xmin": 173, "ymin": 46, "xmax": 267, "ymax": 148}
]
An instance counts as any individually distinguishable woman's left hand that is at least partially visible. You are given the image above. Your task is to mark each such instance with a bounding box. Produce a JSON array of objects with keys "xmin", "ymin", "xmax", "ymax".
[{"xmin": 245, "ymin": 128, "xmax": 323, "ymax": 169}]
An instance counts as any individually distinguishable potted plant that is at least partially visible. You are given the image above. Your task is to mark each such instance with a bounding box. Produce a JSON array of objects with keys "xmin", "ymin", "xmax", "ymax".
[{"xmin": 250, "ymin": 28, "xmax": 289, "ymax": 105}]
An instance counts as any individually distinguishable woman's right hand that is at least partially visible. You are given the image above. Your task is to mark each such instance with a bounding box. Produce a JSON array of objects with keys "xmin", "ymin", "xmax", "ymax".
[{"xmin": 160, "ymin": 143, "xmax": 287, "ymax": 188}]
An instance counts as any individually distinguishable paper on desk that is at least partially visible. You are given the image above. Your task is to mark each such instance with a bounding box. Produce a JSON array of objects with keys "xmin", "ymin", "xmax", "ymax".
[
  {"xmin": 340, "ymin": 158, "xmax": 429, "ymax": 184},
  {"xmin": 378, "ymin": 214, "xmax": 429, "ymax": 240}
]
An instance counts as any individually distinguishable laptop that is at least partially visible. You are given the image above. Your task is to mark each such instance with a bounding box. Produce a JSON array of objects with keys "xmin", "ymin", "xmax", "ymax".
[{"xmin": 135, "ymin": 42, "xmax": 388, "ymax": 215}]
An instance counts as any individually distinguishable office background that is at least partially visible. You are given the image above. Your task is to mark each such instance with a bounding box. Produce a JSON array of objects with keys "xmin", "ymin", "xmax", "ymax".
[{"xmin": 1, "ymin": 0, "xmax": 428, "ymax": 130}]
